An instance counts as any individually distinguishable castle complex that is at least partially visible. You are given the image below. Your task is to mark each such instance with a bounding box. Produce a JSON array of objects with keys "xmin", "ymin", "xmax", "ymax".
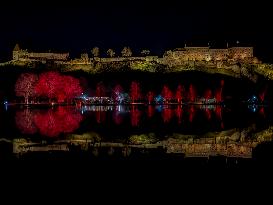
[{"xmin": 11, "ymin": 43, "xmax": 259, "ymax": 67}]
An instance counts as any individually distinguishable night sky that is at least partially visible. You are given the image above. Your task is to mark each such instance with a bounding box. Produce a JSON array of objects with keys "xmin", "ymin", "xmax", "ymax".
[{"xmin": 1, "ymin": 0, "xmax": 272, "ymax": 62}]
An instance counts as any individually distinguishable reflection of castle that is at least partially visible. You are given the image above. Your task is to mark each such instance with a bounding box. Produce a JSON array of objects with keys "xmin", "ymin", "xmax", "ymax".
[
  {"xmin": 10, "ymin": 126, "xmax": 273, "ymax": 159},
  {"xmin": 11, "ymin": 44, "xmax": 259, "ymax": 67}
]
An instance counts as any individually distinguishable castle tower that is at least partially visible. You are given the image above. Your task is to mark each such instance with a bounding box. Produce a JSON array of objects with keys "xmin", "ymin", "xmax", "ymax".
[{"xmin": 13, "ymin": 44, "xmax": 20, "ymax": 60}]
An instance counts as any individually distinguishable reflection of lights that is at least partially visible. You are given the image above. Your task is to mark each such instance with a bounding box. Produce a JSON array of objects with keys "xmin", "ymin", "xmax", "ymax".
[
  {"xmin": 248, "ymin": 105, "xmax": 258, "ymax": 112},
  {"xmin": 155, "ymin": 105, "xmax": 163, "ymax": 112},
  {"xmin": 3, "ymin": 101, "xmax": 8, "ymax": 105}
]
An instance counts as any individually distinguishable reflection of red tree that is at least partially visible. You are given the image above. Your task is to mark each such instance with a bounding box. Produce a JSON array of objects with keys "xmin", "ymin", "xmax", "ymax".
[
  {"xmin": 215, "ymin": 106, "xmax": 224, "ymax": 128},
  {"xmin": 147, "ymin": 105, "xmax": 154, "ymax": 118},
  {"xmin": 113, "ymin": 112, "xmax": 123, "ymax": 125},
  {"xmin": 259, "ymin": 107, "xmax": 265, "ymax": 117},
  {"xmin": 205, "ymin": 108, "xmax": 211, "ymax": 120},
  {"xmin": 131, "ymin": 106, "xmax": 141, "ymax": 126},
  {"xmin": 215, "ymin": 106, "xmax": 222, "ymax": 120},
  {"xmin": 188, "ymin": 106, "xmax": 195, "ymax": 122},
  {"xmin": 34, "ymin": 107, "xmax": 83, "ymax": 137},
  {"xmin": 95, "ymin": 110, "xmax": 106, "ymax": 124},
  {"xmin": 162, "ymin": 107, "xmax": 172, "ymax": 123},
  {"xmin": 175, "ymin": 106, "xmax": 183, "ymax": 124},
  {"xmin": 15, "ymin": 109, "xmax": 37, "ymax": 134}
]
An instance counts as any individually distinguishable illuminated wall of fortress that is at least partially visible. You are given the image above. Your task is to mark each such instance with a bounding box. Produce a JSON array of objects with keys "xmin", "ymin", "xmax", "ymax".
[{"xmin": 12, "ymin": 44, "xmax": 256, "ymax": 67}]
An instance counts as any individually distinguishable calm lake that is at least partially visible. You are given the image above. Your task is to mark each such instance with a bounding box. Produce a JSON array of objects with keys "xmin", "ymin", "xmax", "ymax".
[{"xmin": 1, "ymin": 103, "xmax": 273, "ymax": 163}]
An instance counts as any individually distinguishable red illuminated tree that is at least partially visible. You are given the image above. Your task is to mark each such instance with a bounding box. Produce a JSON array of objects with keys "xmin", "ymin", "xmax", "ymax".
[
  {"xmin": 259, "ymin": 85, "xmax": 267, "ymax": 103},
  {"xmin": 175, "ymin": 85, "xmax": 184, "ymax": 104},
  {"xmin": 215, "ymin": 88, "xmax": 222, "ymax": 102},
  {"xmin": 188, "ymin": 84, "xmax": 196, "ymax": 102},
  {"xmin": 62, "ymin": 76, "xmax": 83, "ymax": 102},
  {"xmin": 35, "ymin": 72, "xmax": 82, "ymax": 103},
  {"xmin": 147, "ymin": 91, "xmax": 155, "ymax": 104},
  {"xmin": 130, "ymin": 81, "xmax": 141, "ymax": 103},
  {"xmin": 161, "ymin": 85, "xmax": 172, "ymax": 103},
  {"xmin": 112, "ymin": 84, "xmax": 123, "ymax": 104},
  {"xmin": 96, "ymin": 82, "xmax": 106, "ymax": 97},
  {"xmin": 15, "ymin": 73, "xmax": 38, "ymax": 104},
  {"xmin": 204, "ymin": 89, "xmax": 212, "ymax": 100},
  {"xmin": 35, "ymin": 71, "xmax": 63, "ymax": 102}
]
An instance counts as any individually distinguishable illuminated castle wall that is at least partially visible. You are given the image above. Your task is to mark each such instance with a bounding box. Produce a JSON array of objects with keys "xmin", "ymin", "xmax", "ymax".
[
  {"xmin": 163, "ymin": 46, "xmax": 254, "ymax": 64},
  {"xmin": 11, "ymin": 44, "xmax": 257, "ymax": 67},
  {"xmin": 12, "ymin": 44, "xmax": 69, "ymax": 62}
]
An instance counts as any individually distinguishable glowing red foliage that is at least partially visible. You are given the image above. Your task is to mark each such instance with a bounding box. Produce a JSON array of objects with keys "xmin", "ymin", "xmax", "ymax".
[
  {"xmin": 204, "ymin": 89, "xmax": 212, "ymax": 100},
  {"xmin": 220, "ymin": 80, "xmax": 225, "ymax": 87},
  {"xmin": 130, "ymin": 81, "xmax": 141, "ymax": 103},
  {"xmin": 259, "ymin": 86, "xmax": 267, "ymax": 103},
  {"xmin": 62, "ymin": 76, "xmax": 83, "ymax": 101},
  {"xmin": 35, "ymin": 71, "xmax": 63, "ymax": 100},
  {"xmin": 96, "ymin": 82, "xmax": 106, "ymax": 97},
  {"xmin": 188, "ymin": 84, "xmax": 196, "ymax": 102},
  {"xmin": 147, "ymin": 91, "xmax": 155, "ymax": 104},
  {"xmin": 175, "ymin": 85, "xmax": 184, "ymax": 104},
  {"xmin": 35, "ymin": 72, "xmax": 83, "ymax": 103},
  {"xmin": 161, "ymin": 85, "xmax": 172, "ymax": 103},
  {"xmin": 112, "ymin": 84, "xmax": 123, "ymax": 103},
  {"xmin": 215, "ymin": 88, "xmax": 223, "ymax": 102},
  {"xmin": 15, "ymin": 73, "xmax": 38, "ymax": 104}
]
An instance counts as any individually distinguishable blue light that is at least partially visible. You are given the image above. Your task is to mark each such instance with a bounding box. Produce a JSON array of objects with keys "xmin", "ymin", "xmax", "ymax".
[{"xmin": 3, "ymin": 101, "xmax": 8, "ymax": 105}]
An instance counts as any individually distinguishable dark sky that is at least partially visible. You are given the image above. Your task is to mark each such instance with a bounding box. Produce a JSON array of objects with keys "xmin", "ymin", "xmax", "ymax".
[{"xmin": 1, "ymin": 0, "xmax": 272, "ymax": 62}]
